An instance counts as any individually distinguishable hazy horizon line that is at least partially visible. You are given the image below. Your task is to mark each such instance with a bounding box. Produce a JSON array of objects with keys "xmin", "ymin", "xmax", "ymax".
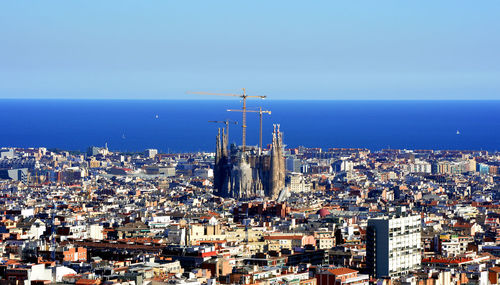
[{"xmin": 1, "ymin": 97, "xmax": 499, "ymax": 101}]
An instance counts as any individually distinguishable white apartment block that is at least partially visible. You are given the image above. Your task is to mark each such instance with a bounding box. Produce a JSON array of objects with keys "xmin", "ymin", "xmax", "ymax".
[{"xmin": 367, "ymin": 209, "xmax": 421, "ymax": 277}]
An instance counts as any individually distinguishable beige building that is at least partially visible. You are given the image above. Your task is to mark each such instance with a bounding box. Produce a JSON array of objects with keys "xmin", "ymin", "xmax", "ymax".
[
  {"xmin": 315, "ymin": 231, "xmax": 335, "ymax": 250},
  {"xmin": 264, "ymin": 233, "xmax": 316, "ymax": 251}
]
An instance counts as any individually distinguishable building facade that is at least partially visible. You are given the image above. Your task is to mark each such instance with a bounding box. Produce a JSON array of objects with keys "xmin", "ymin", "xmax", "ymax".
[{"xmin": 366, "ymin": 209, "xmax": 421, "ymax": 278}]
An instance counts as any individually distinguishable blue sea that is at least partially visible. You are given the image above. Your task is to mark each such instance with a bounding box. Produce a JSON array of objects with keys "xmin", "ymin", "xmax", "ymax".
[{"xmin": 0, "ymin": 100, "xmax": 499, "ymax": 153}]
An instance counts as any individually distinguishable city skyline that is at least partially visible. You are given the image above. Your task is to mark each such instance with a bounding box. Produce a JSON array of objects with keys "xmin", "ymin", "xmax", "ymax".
[
  {"xmin": 1, "ymin": 1, "xmax": 500, "ymax": 100},
  {"xmin": 1, "ymin": 2, "xmax": 500, "ymax": 284}
]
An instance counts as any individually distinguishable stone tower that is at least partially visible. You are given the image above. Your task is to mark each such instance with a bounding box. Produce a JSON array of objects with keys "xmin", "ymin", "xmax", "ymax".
[
  {"xmin": 214, "ymin": 128, "xmax": 228, "ymax": 196},
  {"xmin": 213, "ymin": 126, "xmax": 285, "ymax": 200},
  {"xmin": 269, "ymin": 124, "xmax": 285, "ymax": 199}
]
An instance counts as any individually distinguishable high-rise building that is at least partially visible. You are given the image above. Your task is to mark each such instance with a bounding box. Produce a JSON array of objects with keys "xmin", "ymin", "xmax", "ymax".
[
  {"xmin": 286, "ymin": 173, "xmax": 309, "ymax": 193},
  {"xmin": 0, "ymin": 148, "xmax": 15, "ymax": 159},
  {"xmin": 0, "ymin": 168, "xmax": 28, "ymax": 184},
  {"xmin": 332, "ymin": 159, "xmax": 354, "ymax": 172},
  {"xmin": 366, "ymin": 208, "xmax": 421, "ymax": 278},
  {"xmin": 286, "ymin": 156, "xmax": 302, "ymax": 172},
  {"xmin": 87, "ymin": 145, "xmax": 108, "ymax": 157},
  {"xmin": 145, "ymin": 148, "xmax": 158, "ymax": 159}
]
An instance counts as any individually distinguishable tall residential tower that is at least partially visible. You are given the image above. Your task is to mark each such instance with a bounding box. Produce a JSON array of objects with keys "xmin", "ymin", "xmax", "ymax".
[{"xmin": 366, "ymin": 207, "xmax": 422, "ymax": 278}]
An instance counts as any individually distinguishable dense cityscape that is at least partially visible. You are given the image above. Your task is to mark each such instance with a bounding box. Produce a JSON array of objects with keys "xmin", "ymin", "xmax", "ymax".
[
  {"xmin": 2, "ymin": 1, "xmax": 500, "ymax": 285},
  {"xmin": 1, "ymin": 137, "xmax": 499, "ymax": 285}
]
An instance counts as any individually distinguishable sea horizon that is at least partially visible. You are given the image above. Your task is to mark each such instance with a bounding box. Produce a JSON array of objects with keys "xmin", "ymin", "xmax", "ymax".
[
  {"xmin": 1, "ymin": 99, "xmax": 499, "ymax": 153},
  {"xmin": 1, "ymin": 98, "xmax": 500, "ymax": 101}
]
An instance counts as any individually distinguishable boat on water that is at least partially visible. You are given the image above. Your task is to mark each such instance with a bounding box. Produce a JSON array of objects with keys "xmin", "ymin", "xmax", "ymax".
[{"xmin": 456, "ymin": 130, "xmax": 460, "ymax": 135}]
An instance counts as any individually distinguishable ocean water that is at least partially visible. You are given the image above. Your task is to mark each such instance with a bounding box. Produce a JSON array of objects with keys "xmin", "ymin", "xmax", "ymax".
[{"xmin": 0, "ymin": 100, "xmax": 499, "ymax": 153}]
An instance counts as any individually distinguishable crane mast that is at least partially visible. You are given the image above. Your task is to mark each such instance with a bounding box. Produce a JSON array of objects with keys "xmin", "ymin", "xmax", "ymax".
[
  {"xmin": 242, "ymin": 88, "xmax": 247, "ymax": 151},
  {"xmin": 188, "ymin": 88, "xmax": 265, "ymax": 151},
  {"xmin": 227, "ymin": 107, "xmax": 271, "ymax": 154}
]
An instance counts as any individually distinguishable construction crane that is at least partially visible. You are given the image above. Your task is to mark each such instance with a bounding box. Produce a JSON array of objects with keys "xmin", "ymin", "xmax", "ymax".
[
  {"xmin": 227, "ymin": 107, "xmax": 271, "ymax": 153},
  {"xmin": 208, "ymin": 120, "xmax": 238, "ymax": 142},
  {"xmin": 187, "ymin": 88, "xmax": 266, "ymax": 151}
]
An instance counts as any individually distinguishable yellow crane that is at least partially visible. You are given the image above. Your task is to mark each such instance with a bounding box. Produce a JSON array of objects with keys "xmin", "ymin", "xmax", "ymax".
[
  {"xmin": 227, "ymin": 107, "xmax": 271, "ymax": 153},
  {"xmin": 188, "ymin": 88, "xmax": 266, "ymax": 151}
]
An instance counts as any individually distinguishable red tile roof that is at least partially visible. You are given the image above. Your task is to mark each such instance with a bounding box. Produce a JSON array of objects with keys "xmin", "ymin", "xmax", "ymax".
[
  {"xmin": 490, "ymin": 267, "xmax": 500, "ymax": 273},
  {"xmin": 75, "ymin": 279, "xmax": 100, "ymax": 285},
  {"xmin": 325, "ymin": 268, "xmax": 358, "ymax": 276}
]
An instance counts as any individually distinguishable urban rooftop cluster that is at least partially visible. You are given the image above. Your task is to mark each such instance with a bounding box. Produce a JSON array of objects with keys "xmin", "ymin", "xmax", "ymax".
[{"xmin": 0, "ymin": 145, "xmax": 499, "ymax": 285}]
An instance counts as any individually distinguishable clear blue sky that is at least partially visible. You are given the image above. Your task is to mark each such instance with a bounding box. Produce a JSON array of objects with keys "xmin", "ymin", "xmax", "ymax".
[{"xmin": 1, "ymin": 1, "xmax": 499, "ymax": 100}]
